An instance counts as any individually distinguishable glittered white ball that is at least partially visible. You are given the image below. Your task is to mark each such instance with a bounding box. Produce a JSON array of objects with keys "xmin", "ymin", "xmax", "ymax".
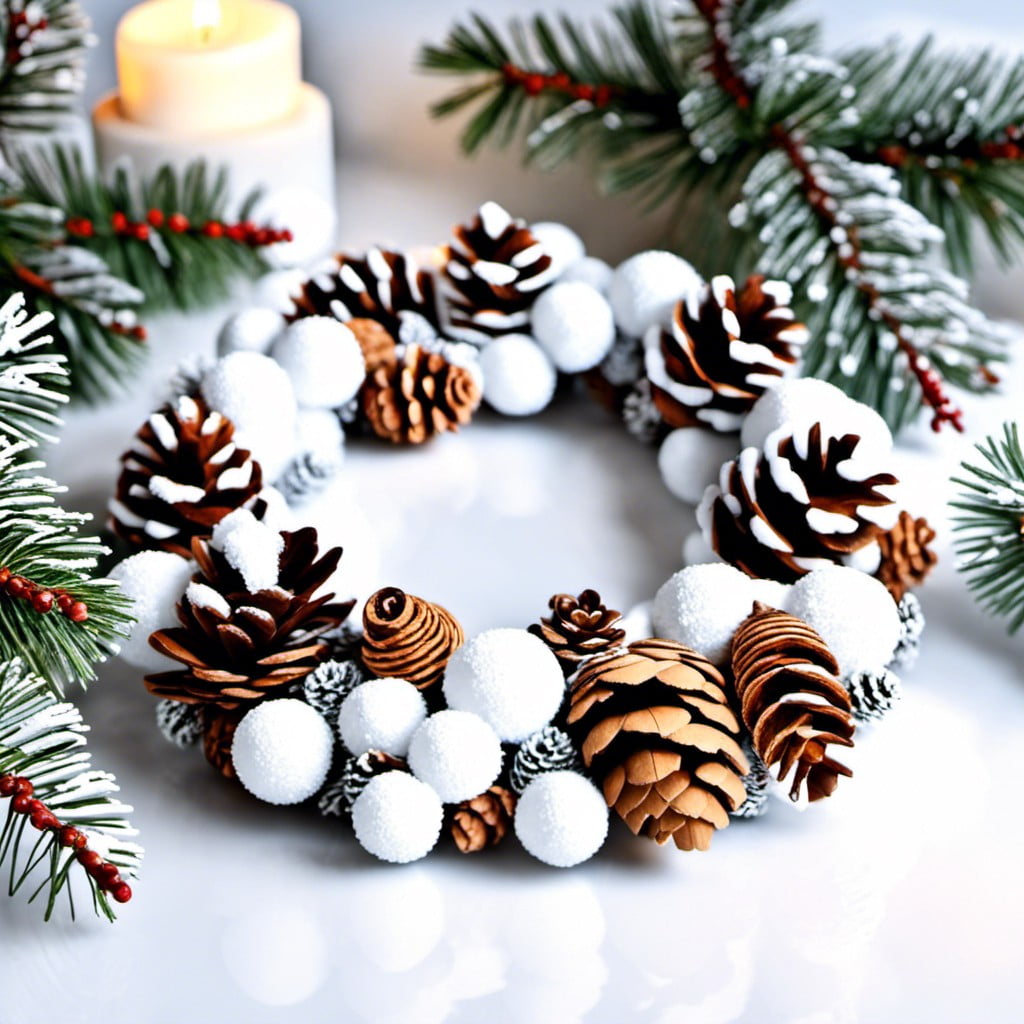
[
  {"xmin": 514, "ymin": 770, "xmax": 609, "ymax": 867},
  {"xmin": 560, "ymin": 256, "xmax": 613, "ymax": 294},
  {"xmin": 443, "ymin": 628, "xmax": 564, "ymax": 742},
  {"xmin": 658, "ymin": 428, "xmax": 739, "ymax": 505},
  {"xmin": 407, "ymin": 709, "xmax": 503, "ymax": 803},
  {"xmin": 351, "ymin": 771, "xmax": 443, "ymax": 864},
  {"xmin": 107, "ymin": 551, "xmax": 193, "ymax": 671},
  {"xmin": 216, "ymin": 308, "xmax": 284, "ymax": 357},
  {"xmin": 231, "ymin": 699, "xmax": 334, "ymax": 806},
  {"xmin": 270, "ymin": 316, "xmax": 365, "ymax": 410},
  {"xmin": 608, "ymin": 250, "xmax": 701, "ymax": 338},
  {"xmin": 478, "ymin": 334, "xmax": 557, "ymax": 417},
  {"xmin": 337, "ymin": 678, "xmax": 428, "ymax": 758},
  {"xmin": 531, "ymin": 221, "xmax": 586, "ymax": 279},
  {"xmin": 785, "ymin": 565, "xmax": 900, "ymax": 676},
  {"xmin": 531, "ymin": 281, "xmax": 615, "ymax": 373},
  {"xmin": 653, "ymin": 563, "xmax": 760, "ymax": 666}
]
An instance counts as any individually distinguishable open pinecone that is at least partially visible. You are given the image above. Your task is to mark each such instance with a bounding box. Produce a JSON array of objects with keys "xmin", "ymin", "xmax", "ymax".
[
  {"xmin": 450, "ymin": 786, "xmax": 517, "ymax": 853},
  {"xmin": 731, "ymin": 603, "xmax": 855, "ymax": 802},
  {"xmin": 439, "ymin": 201, "xmax": 554, "ymax": 342},
  {"xmin": 699, "ymin": 423, "xmax": 899, "ymax": 583},
  {"xmin": 645, "ymin": 275, "xmax": 808, "ymax": 432},
  {"xmin": 529, "ymin": 589, "xmax": 626, "ymax": 675},
  {"xmin": 146, "ymin": 528, "xmax": 354, "ymax": 710},
  {"xmin": 202, "ymin": 706, "xmax": 243, "ymax": 779},
  {"xmin": 568, "ymin": 639, "xmax": 749, "ymax": 852},
  {"xmin": 362, "ymin": 343, "xmax": 480, "ymax": 444},
  {"xmin": 109, "ymin": 395, "xmax": 264, "ymax": 558},
  {"xmin": 875, "ymin": 510, "xmax": 938, "ymax": 602}
]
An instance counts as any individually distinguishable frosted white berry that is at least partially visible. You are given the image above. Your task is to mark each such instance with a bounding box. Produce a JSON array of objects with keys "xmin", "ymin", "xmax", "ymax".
[
  {"xmin": 531, "ymin": 281, "xmax": 616, "ymax": 373},
  {"xmin": 407, "ymin": 709, "xmax": 503, "ymax": 803},
  {"xmin": 216, "ymin": 307, "xmax": 284, "ymax": 357},
  {"xmin": 785, "ymin": 565, "xmax": 900, "ymax": 676},
  {"xmin": 270, "ymin": 316, "xmax": 366, "ymax": 410},
  {"xmin": 108, "ymin": 551, "xmax": 193, "ymax": 671},
  {"xmin": 231, "ymin": 699, "xmax": 334, "ymax": 806},
  {"xmin": 608, "ymin": 250, "xmax": 701, "ymax": 338},
  {"xmin": 514, "ymin": 770, "xmax": 609, "ymax": 867},
  {"xmin": 478, "ymin": 334, "xmax": 557, "ymax": 417},
  {"xmin": 443, "ymin": 628, "xmax": 564, "ymax": 742},
  {"xmin": 560, "ymin": 256, "xmax": 613, "ymax": 294},
  {"xmin": 653, "ymin": 563, "xmax": 760, "ymax": 666},
  {"xmin": 658, "ymin": 428, "xmax": 738, "ymax": 505},
  {"xmin": 351, "ymin": 771, "xmax": 443, "ymax": 863},
  {"xmin": 530, "ymin": 221, "xmax": 586, "ymax": 279},
  {"xmin": 337, "ymin": 678, "xmax": 428, "ymax": 758}
]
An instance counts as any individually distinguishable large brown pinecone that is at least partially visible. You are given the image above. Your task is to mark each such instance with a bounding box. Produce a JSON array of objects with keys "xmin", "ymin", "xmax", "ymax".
[
  {"xmin": 439, "ymin": 202, "xmax": 554, "ymax": 342},
  {"xmin": 731, "ymin": 603, "xmax": 855, "ymax": 802},
  {"xmin": 362, "ymin": 343, "xmax": 480, "ymax": 444},
  {"xmin": 529, "ymin": 589, "xmax": 626, "ymax": 676},
  {"xmin": 361, "ymin": 586, "xmax": 464, "ymax": 691},
  {"xmin": 146, "ymin": 528, "xmax": 354, "ymax": 710},
  {"xmin": 875, "ymin": 511, "xmax": 938, "ymax": 602},
  {"xmin": 645, "ymin": 275, "xmax": 808, "ymax": 432},
  {"xmin": 109, "ymin": 395, "xmax": 264, "ymax": 559},
  {"xmin": 699, "ymin": 423, "xmax": 899, "ymax": 583},
  {"xmin": 450, "ymin": 786, "xmax": 517, "ymax": 853},
  {"xmin": 568, "ymin": 639, "xmax": 749, "ymax": 852}
]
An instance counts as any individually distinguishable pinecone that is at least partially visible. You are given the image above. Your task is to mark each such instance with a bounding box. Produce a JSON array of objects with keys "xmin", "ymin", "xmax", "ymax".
[
  {"xmin": 890, "ymin": 593, "xmax": 925, "ymax": 670},
  {"xmin": 528, "ymin": 590, "xmax": 626, "ymax": 675},
  {"xmin": 622, "ymin": 378, "xmax": 665, "ymax": 444},
  {"xmin": 585, "ymin": 334, "xmax": 645, "ymax": 414},
  {"xmin": 319, "ymin": 751, "xmax": 407, "ymax": 817},
  {"xmin": 146, "ymin": 528, "xmax": 354, "ymax": 710},
  {"xmin": 875, "ymin": 511, "xmax": 938, "ymax": 602},
  {"xmin": 347, "ymin": 317, "xmax": 398, "ymax": 373},
  {"xmin": 450, "ymin": 786, "xmax": 517, "ymax": 853},
  {"xmin": 845, "ymin": 668, "xmax": 902, "ymax": 723},
  {"xmin": 202, "ymin": 706, "xmax": 244, "ymax": 780},
  {"xmin": 509, "ymin": 725, "xmax": 582, "ymax": 795},
  {"xmin": 700, "ymin": 423, "xmax": 899, "ymax": 583},
  {"xmin": 362, "ymin": 343, "xmax": 480, "ymax": 445},
  {"xmin": 732, "ymin": 739, "xmax": 771, "ymax": 819},
  {"xmin": 289, "ymin": 248, "xmax": 439, "ymax": 336},
  {"xmin": 279, "ymin": 447, "xmax": 343, "ymax": 506},
  {"xmin": 155, "ymin": 699, "xmax": 202, "ymax": 748},
  {"xmin": 645, "ymin": 275, "xmax": 808, "ymax": 432},
  {"xmin": 568, "ymin": 639, "xmax": 749, "ymax": 852},
  {"xmin": 361, "ymin": 586, "xmax": 464, "ymax": 690},
  {"xmin": 302, "ymin": 658, "xmax": 364, "ymax": 722},
  {"xmin": 731, "ymin": 603, "xmax": 855, "ymax": 802},
  {"xmin": 439, "ymin": 201, "xmax": 554, "ymax": 343},
  {"xmin": 109, "ymin": 395, "xmax": 264, "ymax": 558}
]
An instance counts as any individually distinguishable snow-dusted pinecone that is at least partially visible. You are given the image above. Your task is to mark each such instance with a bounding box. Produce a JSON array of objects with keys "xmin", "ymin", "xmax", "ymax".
[
  {"xmin": 622, "ymin": 379, "xmax": 664, "ymax": 444},
  {"xmin": 732, "ymin": 740, "xmax": 771, "ymax": 819},
  {"xmin": 279, "ymin": 448, "xmax": 343, "ymax": 505},
  {"xmin": 322, "ymin": 622, "xmax": 364, "ymax": 663},
  {"xmin": 890, "ymin": 593, "xmax": 925, "ymax": 670},
  {"xmin": 319, "ymin": 750, "xmax": 407, "ymax": 817},
  {"xmin": 303, "ymin": 658, "xmax": 365, "ymax": 723},
  {"xmin": 509, "ymin": 725, "xmax": 582, "ymax": 795},
  {"xmin": 846, "ymin": 668, "xmax": 902, "ymax": 723},
  {"xmin": 155, "ymin": 699, "xmax": 203, "ymax": 748}
]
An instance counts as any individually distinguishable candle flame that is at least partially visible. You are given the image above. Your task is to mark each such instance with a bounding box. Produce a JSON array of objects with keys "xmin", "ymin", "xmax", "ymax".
[{"xmin": 192, "ymin": 0, "xmax": 221, "ymax": 43}]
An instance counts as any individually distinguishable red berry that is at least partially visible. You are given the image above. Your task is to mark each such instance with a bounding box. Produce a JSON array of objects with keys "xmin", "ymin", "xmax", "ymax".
[
  {"xmin": 225, "ymin": 224, "xmax": 246, "ymax": 243},
  {"xmin": 168, "ymin": 212, "xmax": 189, "ymax": 233},
  {"xmin": 76, "ymin": 849, "xmax": 102, "ymax": 870},
  {"xmin": 203, "ymin": 221, "xmax": 224, "ymax": 238},
  {"xmin": 56, "ymin": 592, "xmax": 72, "ymax": 611},
  {"xmin": 97, "ymin": 864, "xmax": 122, "ymax": 887},
  {"xmin": 133, "ymin": 223, "xmax": 151, "ymax": 241},
  {"xmin": 26, "ymin": 799, "xmax": 46, "ymax": 815},
  {"xmin": 30, "ymin": 811, "xmax": 57, "ymax": 831},
  {"xmin": 146, "ymin": 209, "xmax": 165, "ymax": 228},
  {"xmin": 11, "ymin": 794, "xmax": 32, "ymax": 814},
  {"xmin": 574, "ymin": 83, "xmax": 595, "ymax": 102},
  {"xmin": 58, "ymin": 825, "xmax": 81, "ymax": 848},
  {"xmin": 523, "ymin": 73, "xmax": 545, "ymax": 95},
  {"xmin": 66, "ymin": 601, "xmax": 89, "ymax": 623},
  {"xmin": 549, "ymin": 72, "xmax": 571, "ymax": 91},
  {"xmin": 7, "ymin": 576, "xmax": 27, "ymax": 598},
  {"xmin": 111, "ymin": 211, "xmax": 128, "ymax": 233},
  {"xmin": 594, "ymin": 85, "xmax": 612, "ymax": 108},
  {"xmin": 12, "ymin": 778, "xmax": 33, "ymax": 796},
  {"xmin": 32, "ymin": 590, "xmax": 54, "ymax": 613},
  {"xmin": 0, "ymin": 775, "xmax": 15, "ymax": 796},
  {"xmin": 0, "ymin": 568, "xmax": 9, "ymax": 585},
  {"xmin": 111, "ymin": 883, "xmax": 133, "ymax": 904}
]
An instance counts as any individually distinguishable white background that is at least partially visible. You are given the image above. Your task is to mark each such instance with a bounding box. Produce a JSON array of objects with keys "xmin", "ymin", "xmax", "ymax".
[{"xmin": 0, "ymin": 2, "xmax": 1022, "ymax": 1022}]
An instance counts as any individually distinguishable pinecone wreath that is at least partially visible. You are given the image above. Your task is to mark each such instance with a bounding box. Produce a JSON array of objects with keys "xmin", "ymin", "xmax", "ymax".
[
  {"xmin": 645, "ymin": 275, "xmax": 808, "ymax": 431},
  {"xmin": 450, "ymin": 785, "xmax": 517, "ymax": 853},
  {"xmin": 109, "ymin": 395, "xmax": 264, "ymax": 558},
  {"xmin": 875, "ymin": 511, "xmax": 938, "ymax": 602},
  {"xmin": 568, "ymin": 639, "xmax": 749, "ymax": 851},
  {"xmin": 730, "ymin": 604, "xmax": 856, "ymax": 802},
  {"xmin": 529, "ymin": 589, "xmax": 626, "ymax": 676}
]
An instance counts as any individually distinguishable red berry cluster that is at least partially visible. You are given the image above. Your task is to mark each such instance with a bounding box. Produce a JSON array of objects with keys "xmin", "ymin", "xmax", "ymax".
[
  {"xmin": 913, "ymin": 358, "xmax": 965, "ymax": 433},
  {"xmin": 65, "ymin": 210, "xmax": 292, "ymax": 249},
  {"xmin": 980, "ymin": 125, "xmax": 1024, "ymax": 161},
  {"xmin": 502, "ymin": 63, "xmax": 615, "ymax": 107},
  {"xmin": 5, "ymin": 7, "xmax": 48, "ymax": 67},
  {"xmin": 0, "ymin": 567, "xmax": 89, "ymax": 622},
  {"xmin": 0, "ymin": 774, "xmax": 132, "ymax": 904}
]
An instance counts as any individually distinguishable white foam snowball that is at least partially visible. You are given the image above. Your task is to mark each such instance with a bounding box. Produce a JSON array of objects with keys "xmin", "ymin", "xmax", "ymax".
[
  {"xmin": 407, "ymin": 709, "xmax": 503, "ymax": 803},
  {"xmin": 217, "ymin": 308, "xmax": 284, "ymax": 357},
  {"xmin": 351, "ymin": 771, "xmax": 443, "ymax": 864},
  {"xmin": 443, "ymin": 628, "xmax": 564, "ymax": 742},
  {"xmin": 107, "ymin": 551, "xmax": 193, "ymax": 671},
  {"xmin": 514, "ymin": 771, "xmax": 609, "ymax": 867},
  {"xmin": 271, "ymin": 317, "xmax": 366, "ymax": 410},
  {"xmin": 653, "ymin": 563, "xmax": 760, "ymax": 666},
  {"xmin": 658, "ymin": 428, "xmax": 739, "ymax": 505},
  {"xmin": 531, "ymin": 281, "xmax": 615, "ymax": 373},
  {"xmin": 785, "ymin": 565, "xmax": 901, "ymax": 676},
  {"xmin": 337, "ymin": 678, "xmax": 428, "ymax": 758},
  {"xmin": 750, "ymin": 577, "xmax": 790, "ymax": 610},
  {"xmin": 560, "ymin": 256, "xmax": 613, "ymax": 294},
  {"xmin": 231, "ymin": 699, "xmax": 334, "ymax": 805},
  {"xmin": 682, "ymin": 528, "xmax": 720, "ymax": 567},
  {"xmin": 608, "ymin": 250, "xmax": 701, "ymax": 338},
  {"xmin": 530, "ymin": 221, "xmax": 586, "ymax": 278},
  {"xmin": 478, "ymin": 334, "xmax": 557, "ymax": 417}
]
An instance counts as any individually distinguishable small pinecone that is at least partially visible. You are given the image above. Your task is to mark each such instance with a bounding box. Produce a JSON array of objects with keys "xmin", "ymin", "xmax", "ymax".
[
  {"xmin": 348, "ymin": 317, "xmax": 398, "ymax": 373},
  {"xmin": 645, "ymin": 275, "xmax": 808, "ymax": 432},
  {"xmin": 322, "ymin": 622, "xmax": 364, "ymax": 663},
  {"xmin": 450, "ymin": 786, "xmax": 517, "ymax": 853},
  {"xmin": 875, "ymin": 511, "xmax": 938, "ymax": 602},
  {"xmin": 109, "ymin": 395, "xmax": 264, "ymax": 558},
  {"xmin": 361, "ymin": 586, "xmax": 464, "ymax": 690},
  {"xmin": 319, "ymin": 751, "xmax": 407, "ymax": 817},
  {"xmin": 303, "ymin": 658, "xmax": 364, "ymax": 722},
  {"xmin": 439, "ymin": 201, "xmax": 554, "ymax": 342},
  {"xmin": 289, "ymin": 248, "xmax": 439, "ymax": 336},
  {"xmin": 731, "ymin": 603, "xmax": 855, "ymax": 802},
  {"xmin": 509, "ymin": 725, "xmax": 582, "ymax": 795},
  {"xmin": 732, "ymin": 740, "xmax": 771, "ymax": 819},
  {"xmin": 279, "ymin": 447, "xmax": 343, "ymax": 505},
  {"xmin": 622, "ymin": 378, "xmax": 664, "ymax": 444},
  {"xmin": 890, "ymin": 593, "xmax": 925, "ymax": 670},
  {"xmin": 585, "ymin": 334, "xmax": 645, "ymax": 414},
  {"xmin": 528, "ymin": 590, "xmax": 626, "ymax": 676},
  {"xmin": 155, "ymin": 699, "xmax": 202, "ymax": 748},
  {"xmin": 569, "ymin": 639, "xmax": 749, "ymax": 851},
  {"xmin": 362, "ymin": 343, "xmax": 481, "ymax": 445},
  {"xmin": 700, "ymin": 423, "xmax": 898, "ymax": 583},
  {"xmin": 147, "ymin": 528, "xmax": 354, "ymax": 710},
  {"xmin": 203, "ymin": 706, "xmax": 244, "ymax": 780},
  {"xmin": 846, "ymin": 668, "xmax": 902, "ymax": 723}
]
